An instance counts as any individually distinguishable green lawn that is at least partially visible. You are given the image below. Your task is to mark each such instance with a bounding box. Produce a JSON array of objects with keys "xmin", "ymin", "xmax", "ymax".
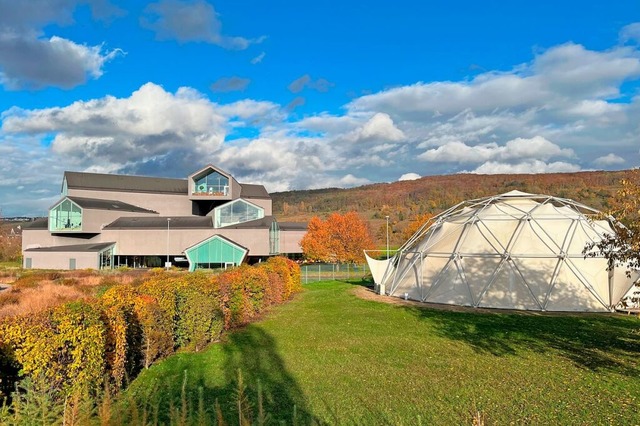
[{"xmin": 122, "ymin": 281, "xmax": 640, "ymax": 425}]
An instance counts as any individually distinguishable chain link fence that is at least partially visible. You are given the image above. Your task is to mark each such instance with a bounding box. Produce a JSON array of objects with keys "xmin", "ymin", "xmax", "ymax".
[{"xmin": 300, "ymin": 263, "xmax": 371, "ymax": 284}]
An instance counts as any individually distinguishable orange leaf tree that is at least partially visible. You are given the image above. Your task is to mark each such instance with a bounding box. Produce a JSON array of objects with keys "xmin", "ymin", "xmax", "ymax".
[
  {"xmin": 301, "ymin": 211, "xmax": 375, "ymax": 263},
  {"xmin": 402, "ymin": 213, "xmax": 433, "ymax": 241}
]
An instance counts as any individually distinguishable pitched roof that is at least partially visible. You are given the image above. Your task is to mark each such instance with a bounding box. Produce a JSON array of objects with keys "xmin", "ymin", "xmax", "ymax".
[
  {"xmin": 278, "ymin": 221, "xmax": 308, "ymax": 231},
  {"xmin": 103, "ymin": 216, "xmax": 213, "ymax": 230},
  {"xmin": 64, "ymin": 171, "xmax": 188, "ymax": 194},
  {"xmin": 240, "ymin": 183, "xmax": 270, "ymax": 199},
  {"xmin": 25, "ymin": 242, "xmax": 116, "ymax": 252},
  {"xmin": 66, "ymin": 196, "xmax": 158, "ymax": 214},
  {"xmin": 218, "ymin": 215, "xmax": 275, "ymax": 229}
]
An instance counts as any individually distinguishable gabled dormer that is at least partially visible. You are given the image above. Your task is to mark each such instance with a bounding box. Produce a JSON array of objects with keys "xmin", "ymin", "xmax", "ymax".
[{"xmin": 188, "ymin": 165, "xmax": 240, "ymax": 201}]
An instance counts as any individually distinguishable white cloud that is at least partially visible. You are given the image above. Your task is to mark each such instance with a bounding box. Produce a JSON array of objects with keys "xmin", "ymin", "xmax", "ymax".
[
  {"xmin": 141, "ymin": 0, "xmax": 262, "ymax": 50},
  {"xmin": 468, "ymin": 160, "xmax": 581, "ymax": 175},
  {"xmin": 250, "ymin": 52, "xmax": 265, "ymax": 64},
  {"xmin": 338, "ymin": 174, "xmax": 371, "ymax": 187},
  {"xmin": 3, "ymin": 83, "xmax": 226, "ymax": 168},
  {"xmin": 347, "ymin": 112, "xmax": 405, "ymax": 143},
  {"xmin": 419, "ymin": 136, "xmax": 574, "ymax": 164},
  {"xmin": 620, "ymin": 22, "xmax": 640, "ymax": 43},
  {"xmin": 0, "ymin": 1, "xmax": 122, "ymax": 89},
  {"xmin": 593, "ymin": 153, "xmax": 625, "ymax": 167},
  {"xmin": 399, "ymin": 173, "xmax": 421, "ymax": 181}
]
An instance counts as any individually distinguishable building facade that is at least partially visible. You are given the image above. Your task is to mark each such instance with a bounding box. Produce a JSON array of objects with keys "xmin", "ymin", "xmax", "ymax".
[{"xmin": 22, "ymin": 165, "xmax": 307, "ymax": 271}]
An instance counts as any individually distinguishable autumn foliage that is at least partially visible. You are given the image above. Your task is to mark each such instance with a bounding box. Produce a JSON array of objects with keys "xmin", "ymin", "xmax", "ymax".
[
  {"xmin": 0, "ymin": 257, "xmax": 301, "ymax": 405},
  {"xmin": 585, "ymin": 169, "xmax": 640, "ymax": 274},
  {"xmin": 301, "ymin": 211, "xmax": 375, "ymax": 263}
]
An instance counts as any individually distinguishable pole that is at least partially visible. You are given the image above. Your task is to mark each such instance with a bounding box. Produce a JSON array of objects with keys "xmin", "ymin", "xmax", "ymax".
[
  {"xmin": 166, "ymin": 217, "xmax": 171, "ymax": 270},
  {"xmin": 385, "ymin": 215, "xmax": 389, "ymax": 259}
]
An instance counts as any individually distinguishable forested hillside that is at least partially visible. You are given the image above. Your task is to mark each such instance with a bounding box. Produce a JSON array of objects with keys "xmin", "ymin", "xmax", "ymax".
[{"xmin": 272, "ymin": 170, "xmax": 631, "ymax": 246}]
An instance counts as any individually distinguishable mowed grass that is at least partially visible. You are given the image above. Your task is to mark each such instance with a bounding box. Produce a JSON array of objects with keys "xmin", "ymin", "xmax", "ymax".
[{"xmin": 122, "ymin": 281, "xmax": 640, "ymax": 425}]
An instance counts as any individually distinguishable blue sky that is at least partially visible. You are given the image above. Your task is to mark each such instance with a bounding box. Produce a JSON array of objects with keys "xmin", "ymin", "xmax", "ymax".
[{"xmin": 0, "ymin": 0, "xmax": 639, "ymax": 216}]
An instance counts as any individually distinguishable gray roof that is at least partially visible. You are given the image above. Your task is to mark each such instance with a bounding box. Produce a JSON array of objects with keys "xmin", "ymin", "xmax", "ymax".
[
  {"xmin": 64, "ymin": 171, "xmax": 188, "ymax": 194},
  {"xmin": 278, "ymin": 221, "xmax": 308, "ymax": 231},
  {"xmin": 25, "ymin": 242, "xmax": 115, "ymax": 252},
  {"xmin": 219, "ymin": 215, "xmax": 275, "ymax": 229},
  {"xmin": 66, "ymin": 196, "xmax": 158, "ymax": 214},
  {"xmin": 240, "ymin": 183, "xmax": 270, "ymax": 199},
  {"xmin": 103, "ymin": 216, "xmax": 213, "ymax": 230},
  {"xmin": 22, "ymin": 218, "xmax": 48, "ymax": 230}
]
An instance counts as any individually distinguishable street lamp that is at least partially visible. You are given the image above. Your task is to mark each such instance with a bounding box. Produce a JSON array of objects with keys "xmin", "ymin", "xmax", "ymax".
[
  {"xmin": 385, "ymin": 215, "xmax": 389, "ymax": 259},
  {"xmin": 166, "ymin": 217, "xmax": 171, "ymax": 270}
]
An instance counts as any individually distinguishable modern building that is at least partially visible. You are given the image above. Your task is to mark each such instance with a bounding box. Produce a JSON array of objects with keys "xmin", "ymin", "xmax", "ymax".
[{"xmin": 22, "ymin": 165, "xmax": 307, "ymax": 271}]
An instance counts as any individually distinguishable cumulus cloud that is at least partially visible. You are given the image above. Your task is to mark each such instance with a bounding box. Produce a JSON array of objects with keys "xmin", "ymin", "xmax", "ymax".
[
  {"xmin": 399, "ymin": 173, "xmax": 421, "ymax": 181},
  {"xmin": 349, "ymin": 42, "xmax": 640, "ymax": 121},
  {"xmin": 3, "ymin": 83, "xmax": 226, "ymax": 168},
  {"xmin": 210, "ymin": 76, "xmax": 250, "ymax": 93},
  {"xmin": 419, "ymin": 136, "xmax": 574, "ymax": 164},
  {"xmin": 467, "ymin": 160, "xmax": 581, "ymax": 175},
  {"xmin": 593, "ymin": 153, "xmax": 625, "ymax": 167},
  {"xmin": 288, "ymin": 74, "xmax": 334, "ymax": 93},
  {"xmin": 141, "ymin": 0, "xmax": 262, "ymax": 49},
  {"xmin": 0, "ymin": 0, "xmax": 122, "ymax": 89},
  {"xmin": 347, "ymin": 113, "xmax": 405, "ymax": 143}
]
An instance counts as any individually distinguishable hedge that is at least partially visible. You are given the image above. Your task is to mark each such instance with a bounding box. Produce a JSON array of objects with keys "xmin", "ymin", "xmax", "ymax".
[{"xmin": 0, "ymin": 257, "xmax": 301, "ymax": 404}]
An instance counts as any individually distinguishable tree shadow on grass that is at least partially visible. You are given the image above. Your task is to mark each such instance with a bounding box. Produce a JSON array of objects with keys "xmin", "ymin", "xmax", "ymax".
[
  {"xmin": 125, "ymin": 325, "xmax": 319, "ymax": 425},
  {"xmin": 405, "ymin": 305, "xmax": 640, "ymax": 376},
  {"xmin": 219, "ymin": 325, "xmax": 319, "ymax": 424}
]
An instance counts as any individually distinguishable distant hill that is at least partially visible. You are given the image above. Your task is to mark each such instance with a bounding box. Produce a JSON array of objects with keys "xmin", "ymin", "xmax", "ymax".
[{"xmin": 271, "ymin": 170, "xmax": 631, "ymax": 246}]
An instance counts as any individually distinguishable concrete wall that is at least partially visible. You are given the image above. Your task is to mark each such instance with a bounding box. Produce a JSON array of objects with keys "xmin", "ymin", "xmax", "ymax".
[
  {"xmin": 24, "ymin": 251, "xmax": 99, "ymax": 270},
  {"xmin": 82, "ymin": 209, "xmax": 157, "ymax": 233},
  {"xmin": 67, "ymin": 188, "xmax": 192, "ymax": 216},
  {"xmin": 279, "ymin": 229, "xmax": 305, "ymax": 254},
  {"xmin": 100, "ymin": 227, "xmax": 272, "ymax": 256},
  {"xmin": 22, "ymin": 229, "xmax": 103, "ymax": 250},
  {"xmin": 248, "ymin": 198, "xmax": 272, "ymax": 216}
]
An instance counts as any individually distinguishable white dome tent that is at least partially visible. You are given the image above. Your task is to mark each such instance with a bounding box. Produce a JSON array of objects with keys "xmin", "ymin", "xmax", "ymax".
[{"xmin": 367, "ymin": 190, "xmax": 638, "ymax": 312}]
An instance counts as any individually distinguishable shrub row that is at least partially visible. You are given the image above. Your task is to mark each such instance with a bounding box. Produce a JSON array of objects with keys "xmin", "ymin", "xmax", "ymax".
[{"xmin": 0, "ymin": 257, "xmax": 301, "ymax": 402}]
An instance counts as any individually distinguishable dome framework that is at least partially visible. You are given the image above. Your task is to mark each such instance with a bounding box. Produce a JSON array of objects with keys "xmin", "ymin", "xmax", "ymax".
[{"xmin": 373, "ymin": 190, "xmax": 636, "ymax": 312}]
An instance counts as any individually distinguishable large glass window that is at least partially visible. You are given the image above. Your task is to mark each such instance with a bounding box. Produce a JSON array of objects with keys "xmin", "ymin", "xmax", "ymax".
[
  {"xmin": 49, "ymin": 199, "xmax": 82, "ymax": 231},
  {"xmin": 193, "ymin": 170, "xmax": 229, "ymax": 195},
  {"xmin": 214, "ymin": 199, "xmax": 264, "ymax": 228},
  {"xmin": 185, "ymin": 236, "xmax": 246, "ymax": 271}
]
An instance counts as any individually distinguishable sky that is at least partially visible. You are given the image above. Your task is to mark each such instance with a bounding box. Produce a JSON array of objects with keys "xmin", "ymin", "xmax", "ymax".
[{"xmin": 0, "ymin": 1, "xmax": 639, "ymax": 217}]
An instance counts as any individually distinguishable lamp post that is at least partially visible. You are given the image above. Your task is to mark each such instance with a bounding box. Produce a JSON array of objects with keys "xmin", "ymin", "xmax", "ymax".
[
  {"xmin": 385, "ymin": 215, "xmax": 389, "ymax": 259},
  {"xmin": 166, "ymin": 217, "xmax": 171, "ymax": 270}
]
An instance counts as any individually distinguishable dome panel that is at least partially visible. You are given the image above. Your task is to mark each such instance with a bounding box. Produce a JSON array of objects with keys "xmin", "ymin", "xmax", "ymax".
[
  {"xmin": 478, "ymin": 261, "xmax": 541, "ymax": 310},
  {"xmin": 545, "ymin": 262, "xmax": 608, "ymax": 311}
]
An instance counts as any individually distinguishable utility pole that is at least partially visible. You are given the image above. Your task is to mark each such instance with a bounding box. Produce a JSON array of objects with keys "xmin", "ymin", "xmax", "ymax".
[
  {"xmin": 385, "ymin": 215, "xmax": 389, "ymax": 259},
  {"xmin": 166, "ymin": 217, "xmax": 171, "ymax": 270}
]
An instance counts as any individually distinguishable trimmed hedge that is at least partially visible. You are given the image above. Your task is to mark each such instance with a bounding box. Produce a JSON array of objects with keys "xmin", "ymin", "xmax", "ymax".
[{"xmin": 0, "ymin": 257, "xmax": 301, "ymax": 403}]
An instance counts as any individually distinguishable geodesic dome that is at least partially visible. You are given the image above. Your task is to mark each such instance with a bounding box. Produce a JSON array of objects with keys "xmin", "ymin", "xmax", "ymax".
[{"xmin": 373, "ymin": 190, "xmax": 637, "ymax": 312}]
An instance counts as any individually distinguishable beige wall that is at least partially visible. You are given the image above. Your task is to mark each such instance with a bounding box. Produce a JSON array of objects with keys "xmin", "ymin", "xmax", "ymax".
[
  {"xmin": 100, "ymin": 227, "xmax": 271, "ymax": 256},
  {"xmin": 248, "ymin": 198, "xmax": 272, "ymax": 215},
  {"xmin": 22, "ymin": 229, "xmax": 103, "ymax": 250},
  {"xmin": 82, "ymin": 209, "xmax": 157, "ymax": 233},
  {"xmin": 279, "ymin": 229, "xmax": 305, "ymax": 254},
  {"xmin": 67, "ymin": 188, "xmax": 193, "ymax": 215},
  {"xmin": 24, "ymin": 251, "xmax": 99, "ymax": 270}
]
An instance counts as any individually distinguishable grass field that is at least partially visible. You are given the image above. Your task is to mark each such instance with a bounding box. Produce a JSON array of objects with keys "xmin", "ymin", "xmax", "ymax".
[{"xmin": 121, "ymin": 281, "xmax": 640, "ymax": 425}]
